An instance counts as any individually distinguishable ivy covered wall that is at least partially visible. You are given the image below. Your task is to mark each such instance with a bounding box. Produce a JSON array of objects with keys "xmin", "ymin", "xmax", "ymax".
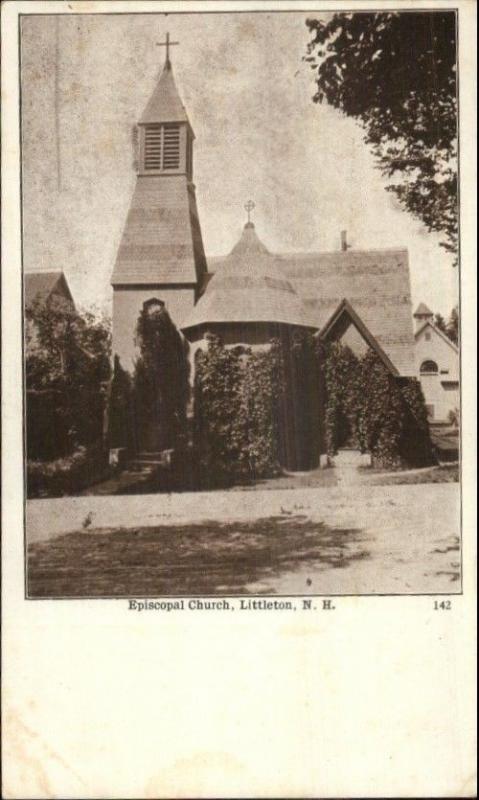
[{"xmin": 322, "ymin": 342, "xmax": 435, "ymax": 468}]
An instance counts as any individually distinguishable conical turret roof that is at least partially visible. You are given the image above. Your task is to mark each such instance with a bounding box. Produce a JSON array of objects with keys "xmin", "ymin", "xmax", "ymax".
[
  {"xmin": 139, "ymin": 61, "xmax": 192, "ymax": 129},
  {"xmin": 414, "ymin": 302, "xmax": 433, "ymax": 316},
  {"xmin": 230, "ymin": 222, "xmax": 271, "ymax": 258},
  {"xmin": 181, "ymin": 224, "xmax": 315, "ymax": 332}
]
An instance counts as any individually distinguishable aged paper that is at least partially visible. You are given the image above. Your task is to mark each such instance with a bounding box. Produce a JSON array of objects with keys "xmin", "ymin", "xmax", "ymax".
[{"xmin": 2, "ymin": 0, "xmax": 476, "ymax": 797}]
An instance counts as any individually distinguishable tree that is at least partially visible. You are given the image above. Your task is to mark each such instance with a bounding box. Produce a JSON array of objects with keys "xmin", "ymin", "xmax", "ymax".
[
  {"xmin": 305, "ymin": 12, "xmax": 458, "ymax": 260},
  {"xmin": 434, "ymin": 313, "xmax": 448, "ymax": 336},
  {"xmin": 435, "ymin": 307, "xmax": 459, "ymax": 344},
  {"xmin": 25, "ymin": 297, "xmax": 111, "ymax": 460},
  {"xmin": 108, "ymin": 355, "xmax": 136, "ymax": 452},
  {"xmin": 447, "ymin": 305, "xmax": 459, "ymax": 345},
  {"xmin": 133, "ymin": 303, "xmax": 190, "ymax": 453}
]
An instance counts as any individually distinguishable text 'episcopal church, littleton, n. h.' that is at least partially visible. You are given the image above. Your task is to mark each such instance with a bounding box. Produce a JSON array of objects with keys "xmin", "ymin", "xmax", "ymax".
[{"xmin": 111, "ymin": 45, "xmax": 418, "ymax": 387}]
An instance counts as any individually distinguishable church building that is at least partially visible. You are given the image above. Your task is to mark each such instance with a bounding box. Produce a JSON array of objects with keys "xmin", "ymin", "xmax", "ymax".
[{"xmin": 112, "ymin": 46, "xmax": 416, "ymax": 385}]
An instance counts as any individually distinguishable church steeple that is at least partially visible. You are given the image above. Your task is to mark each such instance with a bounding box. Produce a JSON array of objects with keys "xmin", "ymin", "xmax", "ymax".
[
  {"xmin": 111, "ymin": 35, "xmax": 207, "ymax": 370},
  {"xmin": 136, "ymin": 38, "xmax": 194, "ymax": 179}
]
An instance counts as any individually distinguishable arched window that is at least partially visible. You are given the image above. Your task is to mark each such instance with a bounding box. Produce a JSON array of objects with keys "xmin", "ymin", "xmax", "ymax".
[
  {"xmin": 420, "ymin": 360, "xmax": 438, "ymax": 375},
  {"xmin": 143, "ymin": 298, "xmax": 165, "ymax": 316}
]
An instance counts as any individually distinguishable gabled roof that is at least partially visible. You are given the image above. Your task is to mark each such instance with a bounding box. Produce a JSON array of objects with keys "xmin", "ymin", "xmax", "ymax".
[
  {"xmin": 414, "ymin": 302, "xmax": 433, "ymax": 316},
  {"xmin": 24, "ymin": 271, "xmax": 75, "ymax": 308},
  {"xmin": 415, "ymin": 319, "xmax": 459, "ymax": 353},
  {"xmin": 319, "ymin": 298, "xmax": 400, "ymax": 376},
  {"xmin": 139, "ymin": 62, "xmax": 192, "ymax": 130}
]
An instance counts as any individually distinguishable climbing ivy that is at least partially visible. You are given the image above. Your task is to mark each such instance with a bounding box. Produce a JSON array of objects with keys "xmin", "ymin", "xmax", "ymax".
[
  {"xmin": 322, "ymin": 343, "xmax": 434, "ymax": 468},
  {"xmin": 322, "ymin": 342, "xmax": 365, "ymax": 456},
  {"xmin": 193, "ymin": 334, "xmax": 249, "ymax": 485},
  {"xmin": 193, "ymin": 331, "xmax": 322, "ymax": 485},
  {"xmin": 133, "ymin": 304, "xmax": 190, "ymax": 453}
]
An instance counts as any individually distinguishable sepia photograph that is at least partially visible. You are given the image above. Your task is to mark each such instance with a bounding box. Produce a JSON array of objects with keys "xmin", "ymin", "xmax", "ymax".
[{"xmin": 22, "ymin": 8, "xmax": 461, "ymax": 599}]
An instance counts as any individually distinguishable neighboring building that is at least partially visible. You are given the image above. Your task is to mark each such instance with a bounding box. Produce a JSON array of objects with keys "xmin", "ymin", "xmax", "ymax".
[
  {"xmin": 111, "ymin": 51, "xmax": 417, "ymax": 384},
  {"xmin": 24, "ymin": 270, "xmax": 75, "ymax": 312},
  {"xmin": 413, "ymin": 303, "xmax": 459, "ymax": 422}
]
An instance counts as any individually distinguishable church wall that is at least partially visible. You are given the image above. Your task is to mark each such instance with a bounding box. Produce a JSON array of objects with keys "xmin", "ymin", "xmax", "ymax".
[{"xmin": 112, "ymin": 285, "xmax": 196, "ymax": 372}]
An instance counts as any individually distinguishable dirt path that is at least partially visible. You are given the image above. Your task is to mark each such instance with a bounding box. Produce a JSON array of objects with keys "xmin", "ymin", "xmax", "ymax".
[
  {"xmin": 331, "ymin": 449, "xmax": 368, "ymax": 487},
  {"xmin": 26, "ymin": 482, "xmax": 461, "ymax": 596}
]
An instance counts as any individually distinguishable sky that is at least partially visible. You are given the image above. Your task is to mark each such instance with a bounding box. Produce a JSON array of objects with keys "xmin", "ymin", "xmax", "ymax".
[{"xmin": 21, "ymin": 11, "xmax": 459, "ymax": 317}]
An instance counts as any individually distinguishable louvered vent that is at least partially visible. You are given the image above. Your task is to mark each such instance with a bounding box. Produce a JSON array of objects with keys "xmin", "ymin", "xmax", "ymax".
[
  {"xmin": 162, "ymin": 124, "xmax": 180, "ymax": 169},
  {"xmin": 144, "ymin": 124, "xmax": 180, "ymax": 171}
]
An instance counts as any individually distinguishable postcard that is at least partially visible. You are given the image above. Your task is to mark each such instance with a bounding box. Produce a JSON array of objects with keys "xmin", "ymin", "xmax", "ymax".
[{"xmin": 2, "ymin": 1, "xmax": 476, "ymax": 797}]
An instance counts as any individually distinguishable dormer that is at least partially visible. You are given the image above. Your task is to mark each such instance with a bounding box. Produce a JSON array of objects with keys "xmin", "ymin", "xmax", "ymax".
[{"xmin": 136, "ymin": 60, "xmax": 194, "ymax": 180}]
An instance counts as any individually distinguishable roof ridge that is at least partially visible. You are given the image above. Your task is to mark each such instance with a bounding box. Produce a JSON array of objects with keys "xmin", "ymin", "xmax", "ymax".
[{"xmin": 24, "ymin": 269, "xmax": 64, "ymax": 275}]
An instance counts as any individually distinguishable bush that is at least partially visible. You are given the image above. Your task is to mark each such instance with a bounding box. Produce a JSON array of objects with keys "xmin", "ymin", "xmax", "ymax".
[
  {"xmin": 193, "ymin": 331, "xmax": 322, "ymax": 485},
  {"xmin": 322, "ymin": 342, "xmax": 364, "ymax": 456},
  {"xmin": 242, "ymin": 348, "xmax": 282, "ymax": 479},
  {"xmin": 360, "ymin": 351, "xmax": 405, "ymax": 468},
  {"xmin": 133, "ymin": 304, "xmax": 189, "ymax": 453},
  {"xmin": 193, "ymin": 335, "xmax": 248, "ymax": 486},
  {"xmin": 27, "ymin": 443, "xmax": 111, "ymax": 498},
  {"xmin": 107, "ymin": 355, "xmax": 136, "ymax": 453},
  {"xmin": 25, "ymin": 299, "xmax": 111, "ymax": 461},
  {"xmin": 399, "ymin": 377, "xmax": 435, "ymax": 466},
  {"xmin": 322, "ymin": 344, "xmax": 435, "ymax": 468}
]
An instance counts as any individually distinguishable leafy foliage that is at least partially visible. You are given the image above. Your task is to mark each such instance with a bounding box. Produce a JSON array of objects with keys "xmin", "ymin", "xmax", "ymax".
[
  {"xmin": 242, "ymin": 348, "xmax": 283, "ymax": 479},
  {"xmin": 27, "ymin": 443, "xmax": 111, "ymax": 499},
  {"xmin": 193, "ymin": 335, "xmax": 249, "ymax": 485},
  {"xmin": 306, "ymin": 12, "xmax": 458, "ymax": 259},
  {"xmin": 434, "ymin": 306, "xmax": 459, "ymax": 344},
  {"xmin": 133, "ymin": 304, "xmax": 190, "ymax": 452},
  {"xmin": 25, "ymin": 298, "xmax": 111, "ymax": 460},
  {"xmin": 322, "ymin": 342, "xmax": 364, "ymax": 455},
  {"xmin": 193, "ymin": 332, "xmax": 322, "ymax": 485},
  {"xmin": 322, "ymin": 343, "xmax": 434, "ymax": 467},
  {"xmin": 447, "ymin": 305, "xmax": 459, "ymax": 345},
  {"xmin": 360, "ymin": 350, "xmax": 406, "ymax": 467},
  {"xmin": 107, "ymin": 355, "xmax": 136, "ymax": 452}
]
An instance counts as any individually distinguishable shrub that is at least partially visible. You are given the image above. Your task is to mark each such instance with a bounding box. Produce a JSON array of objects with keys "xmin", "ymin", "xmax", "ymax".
[
  {"xmin": 322, "ymin": 342, "xmax": 364, "ymax": 456},
  {"xmin": 193, "ymin": 331, "xmax": 322, "ymax": 484},
  {"xmin": 360, "ymin": 351, "xmax": 405, "ymax": 468},
  {"xmin": 242, "ymin": 349, "xmax": 282, "ymax": 479},
  {"xmin": 399, "ymin": 377, "xmax": 435, "ymax": 466},
  {"xmin": 322, "ymin": 344, "xmax": 435, "ymax": 468},
  {"xmin": 193, "ymin": 334, "xmax": 247, "ymax": 486},
  {"xmin": 27, "ymin": 442, "xmax": 111, "ymax": 498},
  {"xmin": 107, "ymin": 355, "xmax": 136, "ymax": 453},
  {"xmin": 133, "ymin": 304, "xmax": 189, "ymax": 453},
  {"xmin": 25, "ymin": 299, "xmax": 111, "ymax": 460}
]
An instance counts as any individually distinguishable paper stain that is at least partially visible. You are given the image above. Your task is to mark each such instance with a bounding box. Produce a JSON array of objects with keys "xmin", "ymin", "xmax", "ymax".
[
  {"xmin": 3, "ymin": 706, "xmax": 87, "ymax": 798},
  {"xmin": 144, "ymin": 751, "xmax": 246, "ymax": 797}
]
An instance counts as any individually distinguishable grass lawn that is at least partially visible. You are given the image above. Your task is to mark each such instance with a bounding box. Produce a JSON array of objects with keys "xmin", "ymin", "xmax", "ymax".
[
  {"xmin": 368, "ymin": 464, "xmax": 459, "ymax": 485},
  {"xmin": 27, "ymin": 515, "xmax": 366, "ymax": 598}
]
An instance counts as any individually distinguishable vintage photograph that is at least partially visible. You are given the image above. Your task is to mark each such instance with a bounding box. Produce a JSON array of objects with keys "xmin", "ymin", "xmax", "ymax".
[{"xmin": 22, "ymin": 9, "xmax": 461, "ymax": 598}]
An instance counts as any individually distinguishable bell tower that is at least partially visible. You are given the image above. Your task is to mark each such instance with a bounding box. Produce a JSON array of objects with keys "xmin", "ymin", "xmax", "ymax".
[{"xmin": 111, "ymin": 35, "xmax": 207, "ymax": 371}]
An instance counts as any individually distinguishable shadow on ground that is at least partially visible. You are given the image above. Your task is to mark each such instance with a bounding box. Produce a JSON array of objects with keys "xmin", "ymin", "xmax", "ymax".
[{"xmin": 27, "ymin": 515, "xmax": 369, "ymax": 598}]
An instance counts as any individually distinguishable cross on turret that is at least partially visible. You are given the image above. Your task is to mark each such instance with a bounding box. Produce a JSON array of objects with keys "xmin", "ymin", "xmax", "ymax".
[
  {"xmin": 244, "ymin": 200, "xmax": 256, "ymax": 226},
  {"xmin": 156, "ymin": 32, "xmax": 179, "ymax": 68}
]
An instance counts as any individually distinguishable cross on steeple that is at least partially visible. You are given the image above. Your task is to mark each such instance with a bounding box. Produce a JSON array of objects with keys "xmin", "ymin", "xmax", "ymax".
[
  {"xmin": 244, "ymin": 200, "xmax": 255, "ymax": 225},
  {"xmin": 156, "ymin": 32, "xmax": 179, "ymax": 68}
]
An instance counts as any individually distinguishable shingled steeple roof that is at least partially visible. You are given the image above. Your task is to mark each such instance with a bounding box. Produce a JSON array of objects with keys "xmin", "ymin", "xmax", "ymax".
[
  {"xmin": 139, "ymin": 61, "xmax": 192, "ymax": 130},
  {"xmin": 414, "ymin": 302, "xmax": 433, "ymax": 317}
]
